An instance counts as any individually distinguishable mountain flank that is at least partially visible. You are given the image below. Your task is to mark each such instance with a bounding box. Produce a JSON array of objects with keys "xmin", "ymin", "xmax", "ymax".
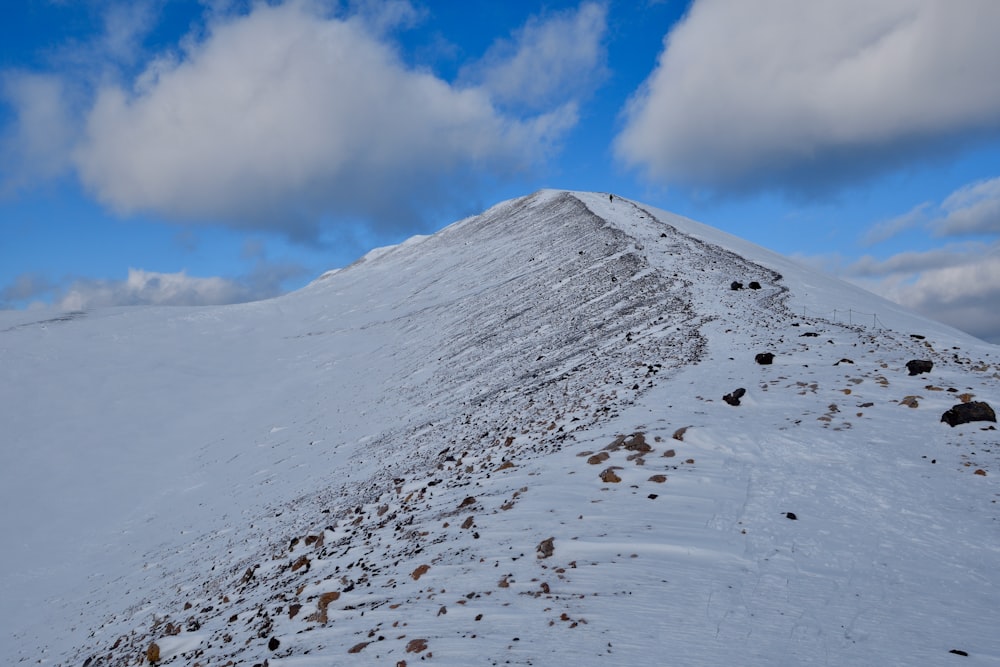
[{"xmin": 2, "ymin": 191, "xmax": 997, "ymax": 666}]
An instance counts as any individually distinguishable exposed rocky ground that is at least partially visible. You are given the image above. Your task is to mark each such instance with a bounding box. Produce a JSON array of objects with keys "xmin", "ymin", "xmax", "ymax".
[{"xmin": 3, "ymin": 191, "xmax": 997, "ymax": 666}]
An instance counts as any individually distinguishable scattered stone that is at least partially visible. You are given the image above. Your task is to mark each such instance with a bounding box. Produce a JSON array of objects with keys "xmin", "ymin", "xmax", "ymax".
[
  {"xmin": 599, "ymin": 468, "xmax": 622, "ymax": 483},
  {"xmin": 671, "ymin": 427, "xmax": 688, "ymax": 441},
  {"xmin": 146, "ymin": 642, "xmax": 160, "ymax": 664},
  {"xmin": 949, "ymin": 649, "xmax": 968, "ymax": 656},
  {"xmin": 748, "ymin": 281, "xmax": 762, "ymax": 289},
  {"xmin": 906, "ymin": 360, "xmax": 933, "ymax": 375},
  {"xmin": 411, "ymin": 564, "xmax": 430, "ymax": 581},
  {"xmin": 663, "ymin": 448, "xmax": 676, "ymax": 457},
  {"xmin": 730, "ymin": 281, "xmax": 743, "ymax": 290},
  {"xmin": 834, "ymin": 358, "xmax": 854, "ymax": 365},
  {"xmin": 755, "ymin": 353, "xmax": 775, "ymax": 365},
  {"xmin": 941, "ymin": 401, "xmax": 996, "ymax": 427},
  {"xmin": 785, "ymin": 512, "xmax": 798, "ymax": 520},
  {"xmin": 537, "ymin": 537, "xmax": 555, "ymax": 558},
  {"xmin": 800, "ymin": 332, "xmax": 819, "ymax": 337},
  {"xmin": 458, "ymin": 496, "xmax": 477, "ymax": 508},
  {"xmin": 899, "ymin": 396, "xmax": 920, "ymax": 408},
  {"xmin": 348, "ymin": 642, "xmax": 370, "ymax": 654},
  {"xmin": 268, "ymin": 637, "xmax": 280, "ymax": 651},
  {"xmin": 974, "ymin": 469, "xmax": 987, "ymax": 476},
  {"xmin": 723, "ymin": 388, "xmax": 746, "ymax": 406},
  {"xmin": 587, "ymin": 452, "xmax": 610, "ymax": 465},
  {"xmin": 405, "ymin": 639, "xmax": 428, "ymax": 654},
  {"xmin": 648, "ymin": 474, "xmax": 667, "ymax": 483},
  {"xmin": 623, "ymin": 432, "xmax": 651, "ymax": 453}
]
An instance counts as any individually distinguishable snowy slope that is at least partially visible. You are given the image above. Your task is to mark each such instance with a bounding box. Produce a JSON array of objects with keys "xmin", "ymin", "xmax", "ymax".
[{"xmin": 1, "ymin": 191, "xmax": 997, "ymax": 666}]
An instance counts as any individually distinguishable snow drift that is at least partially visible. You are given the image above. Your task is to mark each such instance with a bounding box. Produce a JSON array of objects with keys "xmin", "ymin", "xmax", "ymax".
[{"xmin": 1, "ymin": 191, "xmax": 998, "ymax": 665}]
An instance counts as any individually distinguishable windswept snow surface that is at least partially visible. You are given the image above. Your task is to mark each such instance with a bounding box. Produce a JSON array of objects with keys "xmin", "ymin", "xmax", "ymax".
[{"xmin": 2, "ymin": 191, "xmax": 998, "ymax": 666}]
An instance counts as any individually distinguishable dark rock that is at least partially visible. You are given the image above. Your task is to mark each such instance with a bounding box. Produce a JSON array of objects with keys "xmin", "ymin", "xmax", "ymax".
[
  {"xmin": 785, "ymin": 512, "xmax": 797, "ymax": 520},
  {"xmin": 941, "ymin": 401, "xmax": 996, "ymax": 427},
  {"xmin": 268, "ymin": 637, "xmax": 280, "ymax": 651},
  {"xmin": 949, "ymin": 649, "xmax": 969, "ymax": 656},
  {"xmin": 755, "ymin": 352, "xmax": 775, "ymax": 365},
  {"xmin": 748, "ymin": 281, "xmax": 761, "ymax": 289},
  {"xmin": 730, "ymin": 281, "xmax": 743, "ymax": 290},
  {"xmin": 906, "ymin": 359, "xmax": 933, "ymax": 375},
  {"xmin": 723, "ymin": 388, "xmax": 746, "ymax": 406},
  {"xmin": 834, "ymin": 358, "xmax": 854, "ymax": 365}
]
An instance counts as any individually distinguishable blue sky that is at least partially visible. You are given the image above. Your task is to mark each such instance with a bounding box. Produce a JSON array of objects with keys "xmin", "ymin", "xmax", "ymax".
[{"xmin": 2, "ymin": 0, "xmax": 999, "ymax": 342}]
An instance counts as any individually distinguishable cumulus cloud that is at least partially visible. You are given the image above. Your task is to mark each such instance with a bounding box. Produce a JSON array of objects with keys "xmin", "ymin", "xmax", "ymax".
[
  {"xmin": 71, "ymin": 0, "xmax": 581, "ymax": 238},
  {"xmin": 1, "ymin": 261, "xmax": 309, "ymax": 311},
  {"xmin": 461, "ymin": 2, "xmax": 608, "ymax": 112},
  {"xmin": 54, "ymin": 263, "xmax": 308, "ymax": 311},
  {"xmin": 869, "ymin": 250, "xmax": 1000, "ymax": 343},
  {"xmin": 616, "ymin": 0, "xmax": 1000, "ymax": 196}
]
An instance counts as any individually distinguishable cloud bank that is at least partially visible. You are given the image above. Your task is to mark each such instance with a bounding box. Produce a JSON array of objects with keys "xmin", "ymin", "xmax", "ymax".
[
  {"xmin": 63, "ymin": 0, "xmax": 600, "ymax": 237},
  {"xmin": 843, "ymin": 176, "xmax": 1000, "ymax": 343},
  {"xmin": 0, "ymin": 263, "xmax": 308, "ymax": 311},
  {"xmin": 615, "ymin": 0, "xmax": 1000, "ymax": 196}
]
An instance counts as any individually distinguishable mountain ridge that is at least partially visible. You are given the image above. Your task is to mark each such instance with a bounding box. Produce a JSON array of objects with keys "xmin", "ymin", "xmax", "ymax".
[{"xmin": 2, "ymin": 191, "xmax": 997, "ymax": 665}]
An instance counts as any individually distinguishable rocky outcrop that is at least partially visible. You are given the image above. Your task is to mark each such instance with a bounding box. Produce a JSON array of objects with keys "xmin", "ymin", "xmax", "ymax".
[{"xmin": 941, "ymin": 401, "xmax": 996, "ymax": 427}]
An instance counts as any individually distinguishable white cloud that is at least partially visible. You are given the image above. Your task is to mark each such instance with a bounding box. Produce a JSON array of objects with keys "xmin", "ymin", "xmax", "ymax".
[
  {"xmin": 936, "ymin": 176, "xmax": 1000, "ymax": 236},
  {"xmin": 862, "ymin": 202, "xmax": 931, "ymax": 246},
  {"xmin": 462, "ymin": 2, "xmax": 608, "ymax": 112},
  {"xmin": 54, "ymin": 264, "xmax": 307, "ymax": 311},
  {"xmin": 72, "ymin": 0, "xmax": 578, "ymax": 237},
  {"xmin": 615, "ymin": 0, "xmax": 1000, "ymax": 195},
  {"xmin": 836, "ymin": 225, "xmax": 1000, "ymax": 342},
  {"xmin": 0, "ymin": 73, "xmax": 77, "ymax": 193},
  {"xmin": 872, "ymin": 251, "xmax": 1000, "ymax": 343}
]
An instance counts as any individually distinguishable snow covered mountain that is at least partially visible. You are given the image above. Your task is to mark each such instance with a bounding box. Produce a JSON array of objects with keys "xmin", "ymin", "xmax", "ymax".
[{"xmin": 2, "ymin": 190, "xmax": 998, "ymax": 666}]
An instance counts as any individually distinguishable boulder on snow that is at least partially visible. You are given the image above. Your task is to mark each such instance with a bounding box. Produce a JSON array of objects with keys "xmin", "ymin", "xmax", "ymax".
[
  {"xmin": 755, "ymin": 352, "xmax": 775, "ymax": 365},
  {"xmin": 748, "ymin": 281, "xmax": 762, "ymax": 289},
  {"xmin": 723, "ymin": 387, "xmax": 746, "ymax": 406},
  {"xmin": 730, "ymin": 281, "xmax": 743, "ymax": 291},
  {"xmin": 537, "ymin": 537, "xmax": 555, "ymax": 558},
  {"xmin": 906, "ymin": 359, "xmax": 933, "ymax": 375},
  {"xmin": 940, "ymin": 401, "xmax": 996, "ymax": 427}
]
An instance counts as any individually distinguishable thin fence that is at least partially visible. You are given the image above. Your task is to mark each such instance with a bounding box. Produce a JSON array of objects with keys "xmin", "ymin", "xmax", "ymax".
[{"xmin": 799, "ymin": 306, "xmax": 890, "ymax": 330}]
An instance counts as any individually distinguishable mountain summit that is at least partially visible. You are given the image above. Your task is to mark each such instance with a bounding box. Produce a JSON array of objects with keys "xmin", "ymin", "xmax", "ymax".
[{"xmin": 2, "ymin": 191, "xmax": 998, "ymax": 665}]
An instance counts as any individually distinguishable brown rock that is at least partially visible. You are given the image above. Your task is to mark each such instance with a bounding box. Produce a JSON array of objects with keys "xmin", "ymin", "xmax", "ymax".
[
  {"xmin": 146, "ymin": 643, "xmax": 160, "ymax": 664},
  {"xmin": 586, "ymin": 452, "xmax": 610, "ymax": 465},
  {"xmin": 537, "ymin": 537, "xmax": 555, "ymax": 558},
  {"xmin": 406, "ymin": 639, "xmax": 428, "ymax": 653},
  {"xmin": 599, "ymin": 468, "xmax": 622, "ymax": 483},
  {"xmin": 348, "ymin": 642, "xmax": 370, "ymax": 653},
  {"xmin": 411, "ymin": 564, "xmax": 430, "ymax": 580}
]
